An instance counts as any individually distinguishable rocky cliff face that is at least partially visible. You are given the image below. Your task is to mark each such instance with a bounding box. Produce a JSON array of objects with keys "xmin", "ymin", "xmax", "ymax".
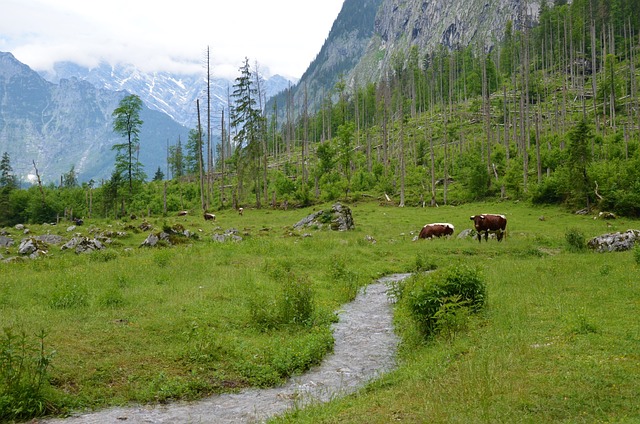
[
  {"xmin": 353, "ymin": 0, "xmax": 540, "ymax": 83},
  {"xmin": 281, "ymin": 0, "xmax": 541, "ymax": 115}
]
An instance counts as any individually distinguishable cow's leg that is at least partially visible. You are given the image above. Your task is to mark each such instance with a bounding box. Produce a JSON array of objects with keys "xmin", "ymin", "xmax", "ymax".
[
  {"xmin": 484, "ymin": 231, "xmax": 489, "ymax": 241},
  {"xmin": 477, "ymin": 232, "xmax": 482, "ymax": 242},
  {"xmin": 497, "ymin": 230, "xmax": 504, "ymax": 241}
]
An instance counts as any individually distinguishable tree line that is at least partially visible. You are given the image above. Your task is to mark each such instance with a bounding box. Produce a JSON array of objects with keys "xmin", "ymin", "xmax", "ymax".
[{"xmin": 1, "ymin": 0, "xmax": 640, "ymax": 227}]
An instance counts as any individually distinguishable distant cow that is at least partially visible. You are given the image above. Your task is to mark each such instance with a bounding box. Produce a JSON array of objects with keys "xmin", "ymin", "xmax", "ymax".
[
  {"xmin": 470, "ymin": 214, "xmax": 507, "ymax": 242},
  {"xmin": 177, "ymin": 210, "xmax": 188, "ymax": 217},
  {"xmin": 419, "ymin": 223, "xmax": 455, "ymax": 239},
  {"xmin": 238, "ymin": 207, "xmax": 244, "ymax": 216},
  {"xmin": 204, "ymin": 212, "xmax": 216, "ymax": 221}
]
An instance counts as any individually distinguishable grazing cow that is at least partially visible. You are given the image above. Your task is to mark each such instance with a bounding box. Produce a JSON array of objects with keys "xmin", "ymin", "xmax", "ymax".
[
  {"xmin": 238, "ymin": 207, "xmax": 244, "ymax": 216},
  {"xmin": 204, "ymin": 212, "xmax": 216, "ymax": 221},
  {"xmin": 418, "ymin": 223, "xmax": 455, "ymax": 239},
  {"xmin": 177, "ymin": 210, "xmax": 188, "ymax": 217},
  {"xmin": 72, "ymin": 217, "xmax": 84, "ymax": 226},
  {"xmin": 470, "ymin": 214, "xmax": 507, "ymax": 242}
]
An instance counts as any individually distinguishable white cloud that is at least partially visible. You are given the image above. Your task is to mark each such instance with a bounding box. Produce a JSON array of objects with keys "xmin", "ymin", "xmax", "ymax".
[{"xmin": 1, "ymin": 0, "xmax": 344, "ymax": 79}]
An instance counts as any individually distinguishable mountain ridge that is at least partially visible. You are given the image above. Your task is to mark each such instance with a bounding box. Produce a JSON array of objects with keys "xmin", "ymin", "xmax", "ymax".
[{"xmin": 0, "ymin": 52, "xmax": 189, "ymax": 184}]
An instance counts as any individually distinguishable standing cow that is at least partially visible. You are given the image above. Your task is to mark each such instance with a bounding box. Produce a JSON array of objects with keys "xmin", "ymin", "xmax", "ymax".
[
  {"xmin": 419, "ymin": 223, "xmax": 455, "ymax": 239},
  {"xmin": 470, "ymin": 214, "xmax": 507, "ymax": 242}
]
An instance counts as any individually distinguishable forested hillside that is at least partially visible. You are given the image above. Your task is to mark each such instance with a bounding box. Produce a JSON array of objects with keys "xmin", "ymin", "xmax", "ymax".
[{"xmin": 1, "ymin": 0, "xmax": 640, "ymax": 226}]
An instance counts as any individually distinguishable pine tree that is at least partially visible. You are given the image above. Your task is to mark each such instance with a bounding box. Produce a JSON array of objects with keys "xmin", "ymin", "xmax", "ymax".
[
  {"xmin": 231, "ymin": 57, "xmax": 264, "ymax": 207},
  {"xmin": 0, "ymin": 152, "xmax": 18, "ymax": 189},
  {"xmin": 112, "ymin": 94, "xmax": 145, "ymax": 196},
  {"xmin": 153, "ymin": 167, "xmax": 164, "ymax": 182},
  {"xmin": 567, "ymin": 119, "xmax": 593, "ymax": 209}
]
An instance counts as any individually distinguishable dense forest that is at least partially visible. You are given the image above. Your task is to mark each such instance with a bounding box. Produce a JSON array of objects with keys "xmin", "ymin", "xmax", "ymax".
[{"xmin": 1, "ymin": 0, "xmax": 640, "ymax": 226}]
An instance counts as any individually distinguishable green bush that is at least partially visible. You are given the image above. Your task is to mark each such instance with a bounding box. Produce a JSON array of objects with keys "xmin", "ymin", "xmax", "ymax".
[
  {"xmin": 0, "ymin": 328, "xmax": 57, "ymax": 421},
  {"xmin": 565, "ymin": 227, "xmax": 586, "ymax": 252},
  {"xmin": 249, "ymin": 271, "xmax": 316, "ymax": 330},
  {"xmin": 403, "ymin": 265, "xmax": 486, "ymax": 338},
  {"xmin": 279, "ymin": 276, "xmax": 315, "ymax": 326},
  {"xmin": 633, "ymin": 244, "xmax": 640, "ymax": 266},
  {"xmin": 49, "ymin": 283, "xmax": 89, "ymax": 309},
  {"xmin": 271, "ymin": 327, "xmax": 333, "ymax": 378}
]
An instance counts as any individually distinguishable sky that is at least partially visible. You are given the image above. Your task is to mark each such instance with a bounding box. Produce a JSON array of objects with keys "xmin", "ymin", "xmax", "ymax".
[{"xmin": 0, "ymin": 0, "xmax": 345, "ymax": 80}]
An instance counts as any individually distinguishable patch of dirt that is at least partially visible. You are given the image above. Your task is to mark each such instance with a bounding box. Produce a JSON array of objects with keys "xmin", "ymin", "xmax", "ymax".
[{"xmin": 39, "ymin": 274, "xmax": 411, "ymax": 424}]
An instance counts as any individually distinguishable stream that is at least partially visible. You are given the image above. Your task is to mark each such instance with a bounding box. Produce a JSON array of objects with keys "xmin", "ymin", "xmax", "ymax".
[{"xmin": 39, "ymin": 273, "xmax": 411, "ymax": 424}]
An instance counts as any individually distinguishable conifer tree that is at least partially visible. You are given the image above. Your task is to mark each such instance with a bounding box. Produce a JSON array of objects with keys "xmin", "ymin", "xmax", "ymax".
[{"xmin": 112, "ymin": 94, "xmax": 145, "ymax": 197}]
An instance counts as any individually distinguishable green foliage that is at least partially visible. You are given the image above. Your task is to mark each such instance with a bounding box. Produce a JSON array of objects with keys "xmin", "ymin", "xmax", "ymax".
[
  {"xmin": 530, "ymin": 174, "xmax": 565, "ymax": 205},
  {"xmin": 49, "ymin": 283, "xmax": 89, "ymax": 309},
  {"xmin": 279, "ymin": 275, "xmax": 315, "ymax": 327},
  {"xmin": 403, "ymin": 265, "xmax": 485, "ymax": 338},
  {"xmin": 182, "ymin": 321, "xmax": 221, "ymax": 365},
  {"xmin": 97, "ymin": 287, "xmax": 126, "ymax": 309},
  {"xmin": 112, "ymin": 94, "xmax": 146, "ymax": 198},
  {"xmin": 459, "ymin": 152, "xmax": 491, "ymax": 201},
  {"xmin": 250, "ymin": 267, "xmax": 316, "ymax": 331},
  {"xmin": 0, "ymin": 152, "xmax": 18, "ymax": 191},
  {"xmin": 329, "ymin": 254, "xmax": 361, "ymax": 300},
  {"xmin": 633, "ymin": 244, "xmax": 640, "ymax": 266},
  {"xmin": 413, "ymin": 253, "xmax": 438, "ymax": 273},
  {"xmin": 270, "ymin": 327, "xmax": 333, "ymax": 378},
  {"xmin": 152, "ymin": 166, "xmax": 164, "ymax": 182},
  {"xmin": 0, "ymin": 328, "xmax": 57, "ymax": 421},
  {"xmin": 432, "ymin": 295, "xmax": 472, "ymax": 341},
  {"xmin": 566, "ymin": 119, "xmax": 593, "ymax": 209},
  {"xmin": 565, "ymin": 227, "xmax": 587, "ymax": 252}
]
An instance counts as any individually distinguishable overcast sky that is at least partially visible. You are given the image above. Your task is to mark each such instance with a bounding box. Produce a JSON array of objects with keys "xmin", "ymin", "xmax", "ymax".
[{"xmin": 1, "ymin": 0, "xmax": 345, "ymax": 80}]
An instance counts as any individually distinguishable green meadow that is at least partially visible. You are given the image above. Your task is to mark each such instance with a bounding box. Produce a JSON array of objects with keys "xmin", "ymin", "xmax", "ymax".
[{"xmin": 1, "ymin": 201, "xmax": 639, "ymax": 422}]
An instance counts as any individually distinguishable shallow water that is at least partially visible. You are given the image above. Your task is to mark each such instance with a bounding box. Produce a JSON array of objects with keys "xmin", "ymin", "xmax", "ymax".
[{"xmin": 39, "ymin": 274, "xmax": 411, "ymax": 424}]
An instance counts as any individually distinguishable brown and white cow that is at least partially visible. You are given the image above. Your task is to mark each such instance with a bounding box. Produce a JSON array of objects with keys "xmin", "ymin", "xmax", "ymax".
[
  {"xmin": 203, "ymin": 212, "xmax": 216, "ymax": 221},
  {"xmin": 418, "ymin": 223, "xmax": 455, "ymax": 239},
  {"xmin": 470, "ymin": 214, "xmax": 507, "ymax": 242}
]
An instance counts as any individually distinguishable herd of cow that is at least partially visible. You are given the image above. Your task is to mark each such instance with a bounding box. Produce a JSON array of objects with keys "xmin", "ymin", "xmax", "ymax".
[
  {"xmin": 175, "ymin": 207, "xmax": 506, "ymax": 243},
  {"xmin": 418, "ymin": 214, "xmax": 507, "ymax": 242}
]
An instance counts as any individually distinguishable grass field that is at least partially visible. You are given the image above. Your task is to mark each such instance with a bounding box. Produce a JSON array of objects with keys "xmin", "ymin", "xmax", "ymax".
[{"xmin": 1, "ymin": 200, "xmax": 639, "ymax": 422}]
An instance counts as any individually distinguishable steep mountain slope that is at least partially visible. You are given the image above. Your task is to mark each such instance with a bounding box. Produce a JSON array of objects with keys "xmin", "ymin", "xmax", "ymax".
[
  {"xmin": 274, "ymin": 0, "xmax": 540, "ymax": 116},
  {"xmin": 0, "ymin": 52, "xmax": 188, "ymax": 183},
  {"xmin": 355, "ymin": 0, "xmax": 540, "ymax": 83},
  {"xmin": 268, "ymin": 0, "xmax": 383, "ymax": 117}
]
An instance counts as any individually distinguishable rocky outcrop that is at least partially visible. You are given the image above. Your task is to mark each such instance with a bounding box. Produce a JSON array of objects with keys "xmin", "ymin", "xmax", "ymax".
[
  {"xmin": 0, "ymin": 235, "xmax": 14, "ymax": 248},
  {"xmin": 587, "ymin": 230, "xmax": 640, "ymax": 253},
  {"xmin": 212, "ymin": 228, "xmax": 243, "ymax": 243},
  {"xmin": 353, "ymin": 0, "xmax": 540, "ymax": 84},
  {"xmin": 293, "ymin": 203, "xmax": 355, "ymax": 231},
  {"xmin": 61, "ymin": 237, "xmax": 105, "ymax": 254}
]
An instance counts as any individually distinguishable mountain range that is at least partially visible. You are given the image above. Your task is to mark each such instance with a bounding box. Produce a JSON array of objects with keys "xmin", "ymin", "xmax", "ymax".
[{"xmin": 0, "ymin": 0, "xmax": 542, "ymax": 184}]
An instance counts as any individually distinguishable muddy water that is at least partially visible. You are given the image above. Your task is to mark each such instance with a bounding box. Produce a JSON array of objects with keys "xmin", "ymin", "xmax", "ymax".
[{"xmin": 40, "ymin": 274, "xmax": 411, "ymax": 424}]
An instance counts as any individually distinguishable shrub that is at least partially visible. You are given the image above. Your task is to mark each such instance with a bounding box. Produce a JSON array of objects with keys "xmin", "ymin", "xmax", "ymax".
[
  {"xmin": 271, "ymin": 327, "xmax": 333, "ymax": 378},
  {"xmin": 0, "ymin": 328, "xmax": 57, "ymax": 421},
  {"xmin": 414, "ymin": 254, "xmax": 438, "ymax": 273},
  {"xmin": 633, "ymin": 244, "xmax": 640, "ymax": 266},
  {"xmin": 249, "ymin": 271, "xmax": 316, "ymax": 330},
  {"xmin": 328, "ymin": 254, "xmax": 361, "ymax": 300},
  {"xmin": 97, "ymin": 287, "xmax": 126, "ymax": 309},
  {"xmin": 279, "ymin": 275, "xmax": 315, "ymax": 326},
  {"xmin": 433, "ymin": 295, "xmax": 472, "ymax": 341},
  {"xmin": 403, "ymin": 265, "xmax": 486, "ymax": 338},
  {"xmin": 49, "ymin": 283, "xmax": 89, "ymax": 309},
  {"xmin": 565, "ymin": 227, "xmax": 586, "ymax": 252}
]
